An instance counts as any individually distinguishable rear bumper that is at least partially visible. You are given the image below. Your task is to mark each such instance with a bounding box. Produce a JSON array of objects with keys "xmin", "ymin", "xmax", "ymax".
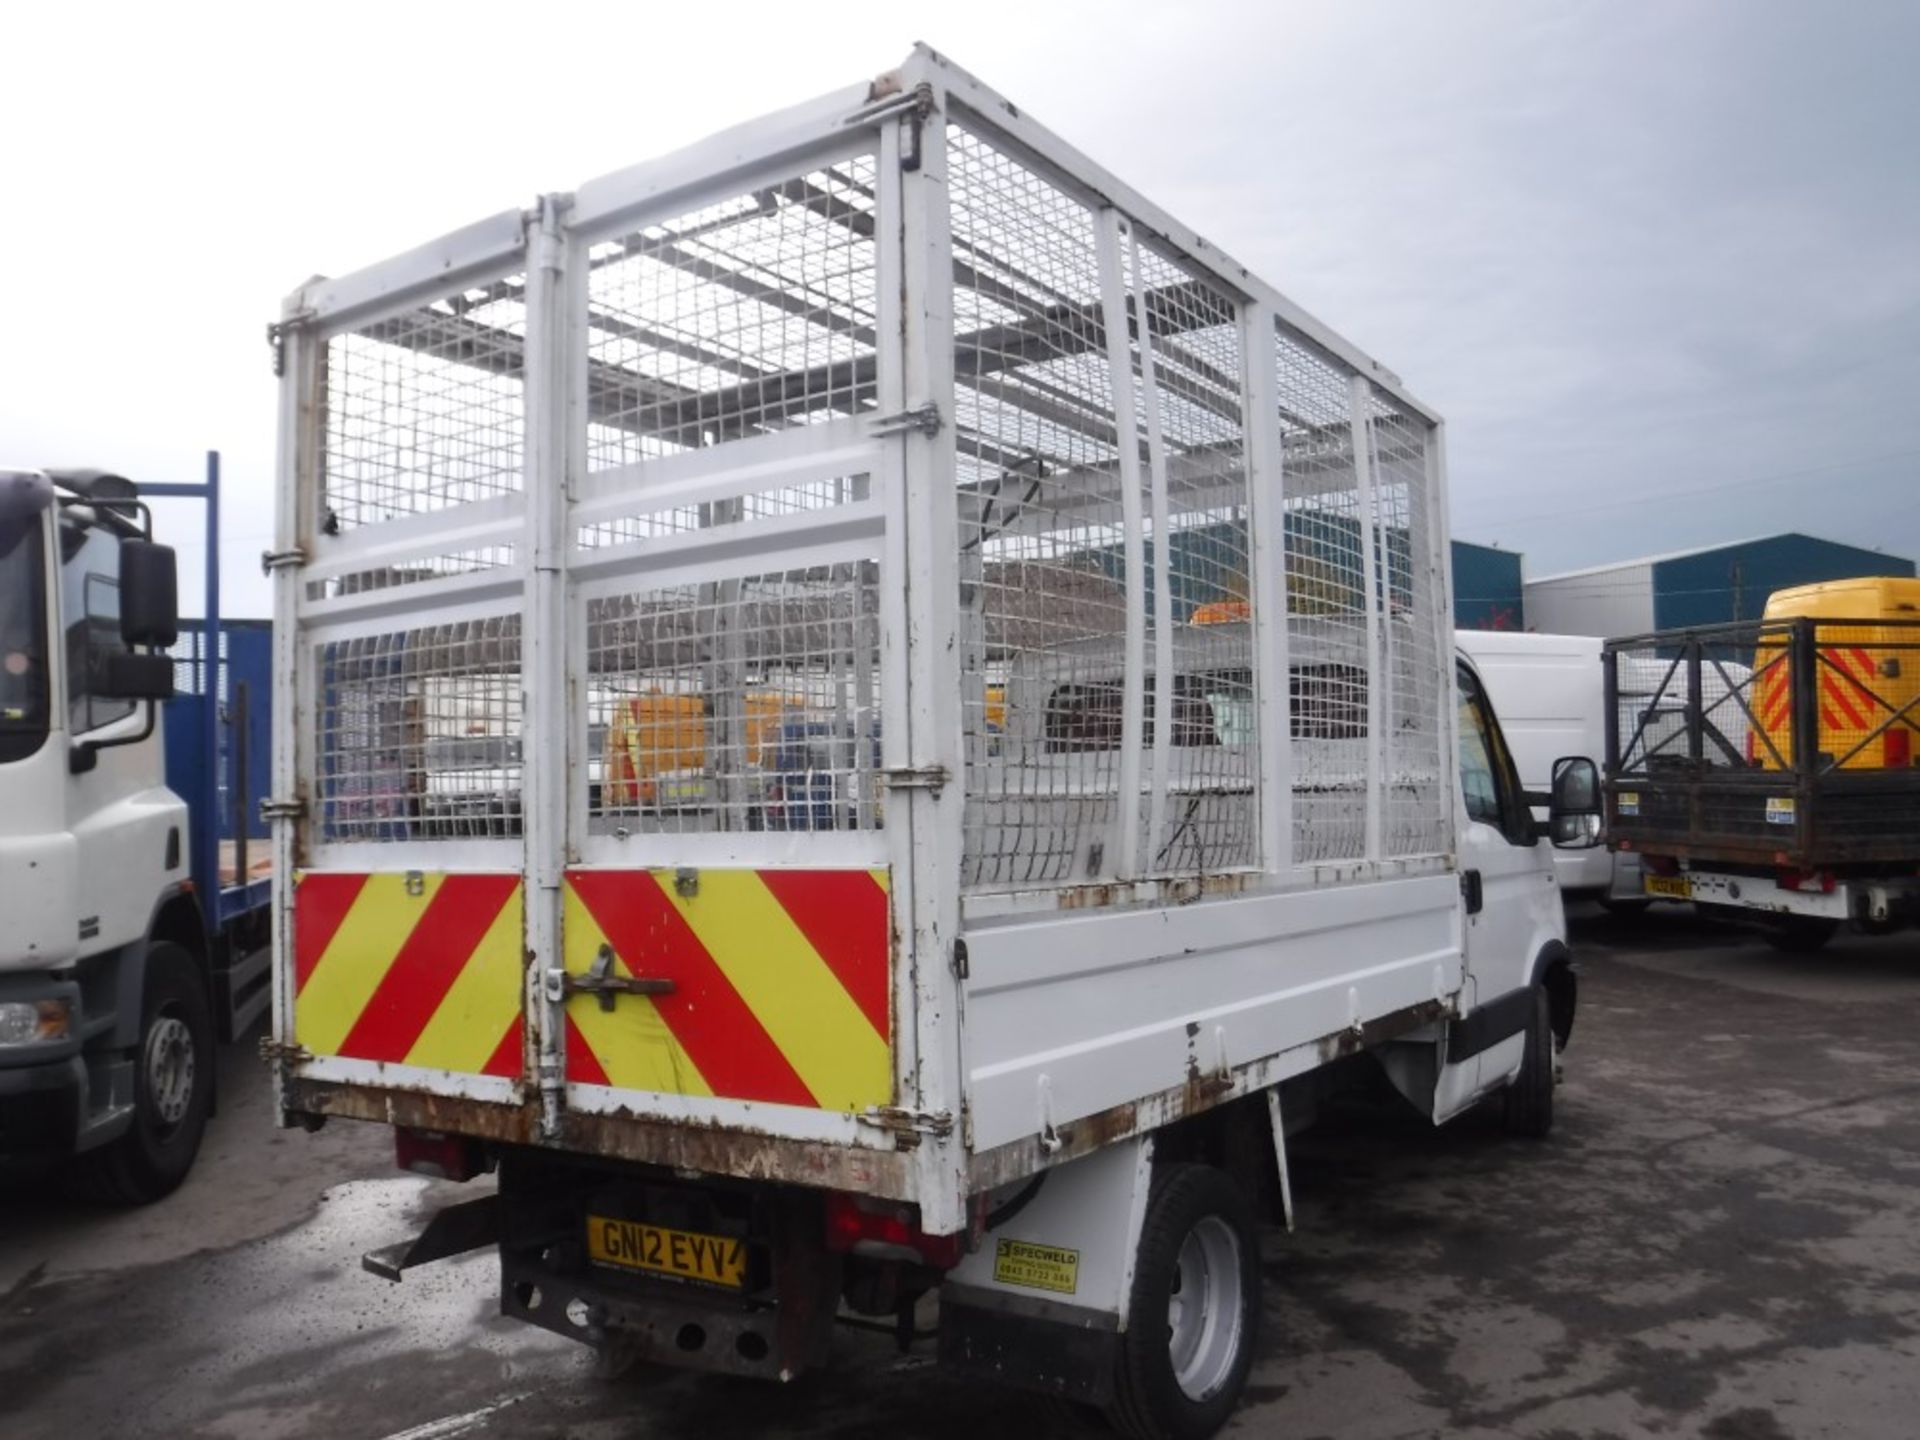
[{"xmin": 281, "ymin": 1074, "xmax": 919, "ymax": 1203}]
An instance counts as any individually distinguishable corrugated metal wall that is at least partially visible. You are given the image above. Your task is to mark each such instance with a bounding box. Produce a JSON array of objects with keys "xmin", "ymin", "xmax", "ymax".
[
  {"xmin": 1451, "ymin": 540, "xmax": 1524, "ymax": 630},
  {"xmin": 1651, "ymin": 534, "xmax": 1916, "ymax": 628}
]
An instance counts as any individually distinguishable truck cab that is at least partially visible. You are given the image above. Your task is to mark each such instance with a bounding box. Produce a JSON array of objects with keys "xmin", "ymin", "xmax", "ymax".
[{"xmin": 0, "ymin": 466, "xmax": 216, "ymax": 1202}]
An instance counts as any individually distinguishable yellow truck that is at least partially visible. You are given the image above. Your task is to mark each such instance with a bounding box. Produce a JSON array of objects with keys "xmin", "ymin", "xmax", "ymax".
[
  {"xmin": 1748, "ymin": 576, "xmax": 1920, "ymax": 772},
  {"xmin": 1605, "ymin": 576, "xmax": 1920, "ymax": 950}
]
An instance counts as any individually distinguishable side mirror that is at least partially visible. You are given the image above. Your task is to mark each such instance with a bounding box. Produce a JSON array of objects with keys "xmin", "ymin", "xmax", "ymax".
[
  {"xmin": 120, "ymin": 540, "xmax": 179, "ymax": 648},
  {"xmin": 98, "ymin": 650, "xmax": 176, "ymax": 702},
  {"xmin": 1549, "ymin": 755, "xmax": 1603, "ymax": 849}
]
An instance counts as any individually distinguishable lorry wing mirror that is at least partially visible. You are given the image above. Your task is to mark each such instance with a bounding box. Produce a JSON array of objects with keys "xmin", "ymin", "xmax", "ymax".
[
  {"xmin": 99, "ymin": 650, "xmax": 176, "ymax": 702},
  {"xmin": 1549, "ymin": 756, "xmax": 1603, "ymax": 849},
  {"xmin": 120, "ymin": 540, "xmax": 179, "ymax": 648}
]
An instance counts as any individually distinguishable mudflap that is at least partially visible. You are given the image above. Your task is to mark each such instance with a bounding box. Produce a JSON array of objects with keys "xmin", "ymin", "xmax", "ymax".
[
  {"xmin": 496, "ymin": 1153, "xmax": 840, "ymax": 1382},
  {"xmin": 938, "ymin": 1136, "xmax": 1152, "ymax": 1404}
]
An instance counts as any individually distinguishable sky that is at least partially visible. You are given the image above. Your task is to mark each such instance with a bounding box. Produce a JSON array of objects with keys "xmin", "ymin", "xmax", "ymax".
[{"xmin": 4, "ymin": 0, "xmax": 1917, "ymax": 618}]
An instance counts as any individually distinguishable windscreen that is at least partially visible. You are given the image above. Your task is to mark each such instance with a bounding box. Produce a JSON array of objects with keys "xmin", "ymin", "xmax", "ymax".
[{"xmin": 0, "ymin": 514, "xmax": 49, "ymax": 758}]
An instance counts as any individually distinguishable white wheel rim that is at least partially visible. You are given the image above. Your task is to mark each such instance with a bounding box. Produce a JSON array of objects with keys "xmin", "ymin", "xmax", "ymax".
[
  {"xmin": 1166, "ymin": 1214, "xmax": 1245, "ymax": 1402},
  {"xmin": 145, "ymin": 1014, "xmax": 196, "ymax": 1130}
]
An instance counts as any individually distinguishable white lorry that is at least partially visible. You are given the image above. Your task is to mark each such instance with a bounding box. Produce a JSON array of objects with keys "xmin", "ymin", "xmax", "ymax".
[
  {"xmin": 0, "ymin": 460, "xmax": 269, "ymax": 1201},
  {"xmin": 1455, "ymin": 629, "xmax": 1646, "ymax": 907},
  {"xmin": 268, "ymin": 48, "xmax": 1601, "ymax": 1437}
]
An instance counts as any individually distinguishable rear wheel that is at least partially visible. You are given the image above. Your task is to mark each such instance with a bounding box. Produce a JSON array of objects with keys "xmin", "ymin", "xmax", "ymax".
[
  {"xmin": 1501, "ymin": 986, "xmax": 1554, "ymax": 1139},
  {"xmin": 1107, "ymin": 1164, "xmax": 1260, "ymax": 1440},
  {"xmin": 1765, "ymin": 916, "xmax": 1840, "ymax": 953},
  {"xmin": 76, "ymin": 944, "xmax": 212, "ymax": 1204}
]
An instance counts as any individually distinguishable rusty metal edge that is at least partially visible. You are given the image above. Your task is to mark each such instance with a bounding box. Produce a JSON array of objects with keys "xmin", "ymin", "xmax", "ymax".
[
  {"xmin": 964, "ymin": 997, "xmax": 1451, "ymax": 1193},
  {"xmin": 282, "ymin": 1078, "xmax": 920, "ymax": 1201}
]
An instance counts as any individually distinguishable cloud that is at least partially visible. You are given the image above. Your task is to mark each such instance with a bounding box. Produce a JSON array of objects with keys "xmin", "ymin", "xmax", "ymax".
[{"xmin": 3, "ymin": 0, "xmax": 1915, "ymax": 612}]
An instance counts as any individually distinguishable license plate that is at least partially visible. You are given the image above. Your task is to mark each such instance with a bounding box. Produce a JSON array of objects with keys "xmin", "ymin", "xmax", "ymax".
[
  {"xmin": 1645, "ymin": 874, "xmax": 1692, "ymax": 899},
  {"xmin": 586, "ymin": 1215, "xmax": 747, "ymax": 1289}
]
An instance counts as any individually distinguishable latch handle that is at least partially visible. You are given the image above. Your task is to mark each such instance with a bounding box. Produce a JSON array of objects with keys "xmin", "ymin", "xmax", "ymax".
[{"xmin": 545, "ymin": 946, "xmax": 675, "ymax": 1012}]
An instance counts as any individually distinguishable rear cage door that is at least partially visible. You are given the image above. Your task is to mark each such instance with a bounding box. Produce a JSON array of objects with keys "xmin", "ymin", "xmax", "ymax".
[{"xmin": 275, "ymin": 99, "xmax": 929, "ymax": 1156}]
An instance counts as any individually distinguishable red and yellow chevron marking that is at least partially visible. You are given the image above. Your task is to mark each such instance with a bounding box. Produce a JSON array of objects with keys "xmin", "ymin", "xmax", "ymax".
[
  {"xmin": 293, "ymin": 872, "xmax": 525, "ymax": 1078},
  {"xmin": 561, "ymin": 868, "xmax": 892, "ymax": 1113}
]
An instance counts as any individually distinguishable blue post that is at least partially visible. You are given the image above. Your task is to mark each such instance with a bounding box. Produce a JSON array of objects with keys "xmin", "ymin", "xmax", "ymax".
[
  {"xmin": 148, "ymin": 453, "xmax": 224, "ymax": 938},
  {"xmin": 201, "ymin": 451, "xmax": 222, "ymax": 928}
]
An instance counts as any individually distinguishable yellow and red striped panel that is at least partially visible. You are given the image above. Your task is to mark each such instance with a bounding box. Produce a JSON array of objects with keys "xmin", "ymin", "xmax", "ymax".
[
  {"xmin": 293, "ymin": 872, "xmax": 525, "ymax": 1077},
  {"xmin": 561, "ymin": 868, "xmax": 892, "ymax": 1113},
  {"xmin": 291, "ymin": 867, "xmax": 893, "ymax": 1113}
]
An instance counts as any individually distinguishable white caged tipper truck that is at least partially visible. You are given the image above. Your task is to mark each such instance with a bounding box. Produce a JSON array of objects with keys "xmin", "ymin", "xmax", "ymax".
[{"xmin": 268, "ymin": 48, "xmax": 1602, "ymax": 1438}]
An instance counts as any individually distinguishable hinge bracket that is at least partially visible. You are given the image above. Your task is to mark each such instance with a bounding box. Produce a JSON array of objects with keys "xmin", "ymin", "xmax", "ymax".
[
  {"xmin": 261, "ymin": 796, "xmax": 306, "ymax": 821},
  {"xmin": 857, "ymin": 1105, "xmax": 955, "ymax": 1150},
  {"xmin": 881, "ymin": 763, "xmax": 950, "ymax": 796},
  {"xmin": 869, "ymin": 403, "xmax": 942, "ymax": 439},
  {"xmin": 261, "ymin": 546, "xmax": 307, "ymax": 575},
  {"xmin": 266, "ymin": 311, "xmax": 313, "ymax": 378},
  {"xmin": 259, "ymin": 1036, "xmax": 311, "ymax": 1065}
]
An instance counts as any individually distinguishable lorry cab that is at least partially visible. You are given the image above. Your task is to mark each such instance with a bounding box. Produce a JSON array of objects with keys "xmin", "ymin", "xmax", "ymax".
[
  {"xmin": 1451, "ymin": 647, "xmax": 1585, "ymax": 1118},
  {"xmin": 0, "ymin": 467, "xmax": 217, "ymax": 1202}
]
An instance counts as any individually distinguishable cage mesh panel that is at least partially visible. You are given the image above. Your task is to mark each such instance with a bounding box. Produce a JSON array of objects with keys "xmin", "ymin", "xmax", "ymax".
[
  {"xmin": 1133, "ymin": 242, "xmax": 1257, "ymax": 876},
  {"xmin": 576, "ymin": 477, "xmax": 869, "ymax": 552},
  {"xmin": 1275, "ymin": 326, "xmax": 1369, "ymax": 863},
  {"xmin": 316, "ymin": 617, "xmax": 523, "ymax": 842},
  {"xmin": 321, "ymin": 281, "xmax": 529, "ymax": 532},
  {"xmin": 585, "ymin": 560, "xmax": 882, "ymax": 835},
  {"xmin": 1366, "ymin": 387, "xmax": 1448, "ymax": 857},
  {"xmin": 579, "ymin": 157, "xmax": 881, "ymax": 519},
  {"xmin": 947, "ymin": 124, "xmax": 1130, "ymax": 891},
  {"xmin": 308, "ymin": 544, "xmax": 518, "ymax": 602}
]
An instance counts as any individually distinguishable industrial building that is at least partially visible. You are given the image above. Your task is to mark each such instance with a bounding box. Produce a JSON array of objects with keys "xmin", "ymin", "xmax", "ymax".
[
  {"xmin": 1452, "ymin": 540, "xmax": 1525, "ymax": 631},
  {"xmin": 1522, "ymin": 533, "xmax": 1914, "ymax": 637}
]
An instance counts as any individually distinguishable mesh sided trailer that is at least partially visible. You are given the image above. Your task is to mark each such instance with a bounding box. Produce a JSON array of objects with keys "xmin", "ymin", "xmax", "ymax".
[
  {"xmin": 271, "ymin": 46, "xmax": 1461, "ymax": 1293},
  {"xmin": 1605, "ymin": 618, "xmax": 1920, "ymax": 868}
]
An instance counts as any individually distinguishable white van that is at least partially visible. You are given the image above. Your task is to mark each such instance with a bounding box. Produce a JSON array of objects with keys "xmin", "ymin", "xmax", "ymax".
[{"xmin": 1455, "ymin": 630, "xmax": 1644, "ymax": 905}]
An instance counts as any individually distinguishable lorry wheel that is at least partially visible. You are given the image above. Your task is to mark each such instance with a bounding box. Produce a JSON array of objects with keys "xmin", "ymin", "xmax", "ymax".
[
  {"xmin": 77, "ymin": 944, "xmax": 212, "ymax": 1205},
  {"xmin": 1107, "ymin": 1164, "xmax": 1260, "ymax": 1440},
  {"xmin": 1501, "ymin": 987, "xmax": 1554, "ymax": 1140},
  {"xmin": 1764, "ymin": 916, "xmax": 1840, "ymax": 954}
]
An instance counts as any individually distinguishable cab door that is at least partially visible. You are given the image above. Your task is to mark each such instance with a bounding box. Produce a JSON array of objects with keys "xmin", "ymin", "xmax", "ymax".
[{"xmin": 1445, "ymin": 658, "xmax": 1562, "ymax": 1108}]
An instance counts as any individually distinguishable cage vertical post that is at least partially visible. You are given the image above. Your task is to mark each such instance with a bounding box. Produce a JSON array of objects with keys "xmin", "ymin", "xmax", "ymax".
[
  {"xmin": 524, "ymin": 196, "xmax": 572, "ymax": 1137},
  {"xmin": 1094, "ymin": 209, "xmax": 1148, "ymax": 880},
  {"xmin": 1348, "ymin": 378, "xmax": 1384, "ymax": 862},
  {"xmin": 894, "ymin": 71, "xmax": 968, "ymax": 1233}
]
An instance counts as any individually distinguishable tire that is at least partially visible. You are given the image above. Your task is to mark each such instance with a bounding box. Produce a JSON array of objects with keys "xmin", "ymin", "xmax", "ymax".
[
  {"xmin": 76, "ymin": 943, "xmax": 212, "ymax": 1204},
  {"xmin": 1107, "ymin": 1164, "xmax": 1260, "ymax": 1440},
  {"xmin": 1765, "ymin": 916, "xmax": 1840, "ymax": 954},
  {"xmin": 1501, "ymin": 986, "xmax": 1554, "ymax": 1139}
]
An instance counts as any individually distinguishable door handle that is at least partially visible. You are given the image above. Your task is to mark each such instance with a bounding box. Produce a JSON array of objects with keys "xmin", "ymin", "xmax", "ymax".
[
  {"xmin": 544, "ymin": 945, "xmax": 675, "ymax": 1012},
  {"xmin": 1461, "ymin": 869, "xmax": 1484, "ymax": 916}
]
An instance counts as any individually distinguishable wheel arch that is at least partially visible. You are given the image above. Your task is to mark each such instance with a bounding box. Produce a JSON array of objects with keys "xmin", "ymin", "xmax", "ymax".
[{"xmin": 1530, "ymin": 939, "xmax": 1577, "ymax": 1047}]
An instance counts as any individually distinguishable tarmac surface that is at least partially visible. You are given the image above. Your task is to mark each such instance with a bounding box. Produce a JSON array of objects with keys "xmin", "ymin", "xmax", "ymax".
[{"xmin": 5, "ymin": 905, "xmax": 1920, "ymax": 1439}]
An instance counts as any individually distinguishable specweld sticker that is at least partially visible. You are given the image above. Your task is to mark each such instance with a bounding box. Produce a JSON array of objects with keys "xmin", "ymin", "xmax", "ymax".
[
  {"xmin": 993, "ymin": 1238, "xmax": 1080, "ymax": 1295},
  {"xmin": 1766, "ymin": 796, "xmax": 1796, "ymax": 825},
  {"xmin": 1617, "ymin": 792, "xmax": 1640, "ymax": 817}
]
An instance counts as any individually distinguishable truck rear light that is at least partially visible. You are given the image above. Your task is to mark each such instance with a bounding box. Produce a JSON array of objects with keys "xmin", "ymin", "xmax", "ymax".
[
  {"xmin": 1776, "ymin": 869, "xmax": 1836, "ymax": 894},
  {"xmin": 394, "ymin": 1127, "xmax": 487, "ymax": 1182},
  {"xmin": 824, "ymin": 1192, "xmax": 964, "ymax": 1269},
  {"xmin": 1642, "ymin": 854, "xmax": 1679, "ymax": 877},
  {"xmin": 1887, "ymin": 727, "xmax": 1912, "ymax": 768},
  {"xmin": 1745, "ymin": 728, "xmax": 1757, "ymax": 765}
]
